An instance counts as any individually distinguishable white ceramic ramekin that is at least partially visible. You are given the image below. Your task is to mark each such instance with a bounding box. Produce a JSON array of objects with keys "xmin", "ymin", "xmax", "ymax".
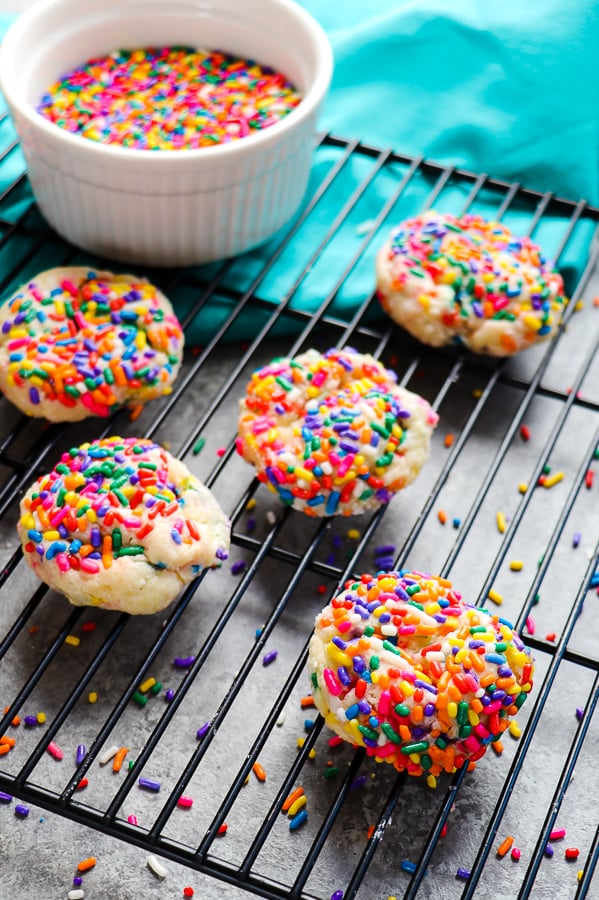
[{"xmin": 0, "ymin": 0, "xmax": 332, "ymax": 266}]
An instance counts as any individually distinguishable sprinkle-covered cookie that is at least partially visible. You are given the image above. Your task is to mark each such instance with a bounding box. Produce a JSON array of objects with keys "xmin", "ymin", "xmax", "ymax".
[
  {"xmin": 0, "ymin": 267, "xmax": 184, "ymax": 421},
  {"xmin": 18, "ymin": 436, "xmax": 230, "ymax": 614},
  {"xmin": 236, "ymin": 348, "xmax": 438, "ymax": 516},
  {"xmin": 308, "ymin": 570, "xmax": 534, "ymax": 783},
  {"xmin": 376, "ymin": 211, "xmax": 566, "ymax": 356}
]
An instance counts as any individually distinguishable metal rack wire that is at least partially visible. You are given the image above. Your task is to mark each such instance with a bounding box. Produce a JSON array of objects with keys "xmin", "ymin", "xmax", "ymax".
[{"xmin": 0, "ymin": 129, "xmax": 598, "ymax": 899}]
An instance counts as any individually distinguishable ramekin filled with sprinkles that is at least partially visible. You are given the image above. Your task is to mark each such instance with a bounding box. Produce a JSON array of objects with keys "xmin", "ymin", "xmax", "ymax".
[{"xmin": 0, "ymin": 0, "xmax": 332, "ymax": 266}]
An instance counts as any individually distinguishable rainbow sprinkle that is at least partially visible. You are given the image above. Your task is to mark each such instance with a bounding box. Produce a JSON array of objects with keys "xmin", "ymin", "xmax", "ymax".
[
  {"xmin": 378, "ymin": 212, "xmax": 566, "ymax": 354},
  {"xmin": 18, "ymin": 436, "xmax": 229, "ymax": 611},
  {"xmin": 38, "ymin": 47, "xmax": 302, "ymax": 151},
  {"xmin": 0, "ymin": 270, "xmax": 183, "ymax": 420},
  {"xmin": 308, "ymin": 570, "xmax": 534, "ymax": 780},
  {"xmin": 236, "ymin": 348, "xmax": 438, "ymax": 517}
]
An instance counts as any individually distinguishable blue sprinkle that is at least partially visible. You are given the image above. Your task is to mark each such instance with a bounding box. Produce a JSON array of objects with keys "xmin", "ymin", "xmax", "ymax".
[{"xmin": 289, "ymin": 809, "xmax": 308, "ymax": 830}]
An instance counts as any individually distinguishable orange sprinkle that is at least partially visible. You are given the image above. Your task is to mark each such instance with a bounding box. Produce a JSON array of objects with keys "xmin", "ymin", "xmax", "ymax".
[
  {"xmin": 438, "ymin": 509, "xmax": 447, "ymax": 525},
  {"xmin": 252, "ymin": 762, "xmax": 267, "ymax": 782},
  {"xmin": 112, "ymin": 747, "xmax": 128, "ymax": 772},
  {"xmin": 444, "ymin": 433, "xmax": 455, "ymax": 448},
  {"xmin": 282, "ymin": 787, "xmax": 305, "ymax": 812},
  {"xmin": 77, "ymin": 857, "xmax": 97, "ymax": 873},
  {"xmin": 128, "ymin": 403, "xmax": 144, "ymax": 421},
  {"xmin": 367, "ymin": 825, "xmax": 375, "ymax": 840},
  {"xmin": 497, "ymin": 835, "xmax": 514, "ymax": 857},
  {"xmin": 300, "ymin": 696, "xmax": 315, "ymax": 709}
]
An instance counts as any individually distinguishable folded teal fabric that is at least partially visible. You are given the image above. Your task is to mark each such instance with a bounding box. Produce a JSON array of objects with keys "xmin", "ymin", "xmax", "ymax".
[
  {"xmin": 300, "ymin": 0, "xmax": 599, "ymax": 205},
  {"xmin": 0, "ymin": 5, "xmax": 596, "ymax": 346}
]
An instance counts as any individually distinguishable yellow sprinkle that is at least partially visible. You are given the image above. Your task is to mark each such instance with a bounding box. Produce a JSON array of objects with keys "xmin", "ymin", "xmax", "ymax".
[
  {"xmin": 64, "ymin": 635, "xmax": 80, "ymax": 647},
  {"xmin": 509, "ymin": 720, "xmax": 521, "ymax": 739},
  {"xmin": 287, "ymin": 794, "xmax": 307, "ymax": 817},
  {"xmin": 578, "ymin": 870, "xmax": 584, "ymax": 882},
  {"xmin": 139, "ymin": 677, "xmax": 156, "ymax": 694},
  {"xmin": 347, "ymin": 529, "xmax": 361, "ymax": 540},
  {"xmin": 543, "ymin": 471, "xmax": 564, "ymax": 489},
  {"xmin": 496, "ymin": 511, "xmax": 506, "ymax": 533},
  {"xmin": 426, "ymin": 775, "xmax": 437, "ymax": 790},
  {"xmin": 518, "ymin": 483, "xmax": 528, "ymax": 494},
  {"xmin": 488, "ymin": 589, "xmax": 504, "ymax": 606},
  {"xmin": 575, "ymin": 300, "xmax": 584, "ymax": 312},
  {"xmin": 36, "ymin": 712, "xmax": 46, "ymax": 724},
  {"xmin": 43, "ymin": 530, "xmax": 61, "ymax": 541},
  {"xmin": 472, "ymin": 389, "xmax": 482, "ymax": 398},
  {"xmin": 88, "ymin": 692, "xmax": 98, "ymax": 704},
  {"xmin": 246, "ymin": 498, "xmax": 257, "ymax": 511},
  {"xmin": 308, "ymin": 748, "xmax": 316, "ymax": 759},
  {"xmin": 509, "ymin": 560, "xmax": 524, "ymax": 571}
]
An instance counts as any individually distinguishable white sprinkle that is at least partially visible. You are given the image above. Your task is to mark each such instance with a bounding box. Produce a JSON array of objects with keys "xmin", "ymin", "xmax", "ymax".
[
  {"xmin": 147, "ymin": 854, "xmax": 168, "ymax": 879},
  {"xmin": 380, "ymin": 623, "xmax": 397, "ymax": 636},
  {"xmin": 98, "ymin": 744, "xmax": 120, "ymax": 765},
  {"xmin": 276, "ymin": 712, "xmax": 286, "ymax": 727},
  {"xmin": 68, "ymin": 891, "xmax": 84, "ymax": 900},
  {"xmin": 266, "ymin": 510, "xmax": 276, "ymax": 526}
]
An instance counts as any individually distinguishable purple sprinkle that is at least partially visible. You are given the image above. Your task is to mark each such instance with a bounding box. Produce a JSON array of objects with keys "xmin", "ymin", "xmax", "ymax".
[
  {"xmin": 573, "ymin": 532, "xmax": 581, "ymax": 548},
  {"xmin": 350, "ymin": 775, "xmax": 367, "ymax": 791},
  {"xmin": 165, "ymin": 689, "xmax": 175, "ymax": 702},
  {"xmin": 456, "ymin": 867, "xmax": 470, "ymax": 880},
  {"xmin": 231, "ymin": 560, "xmax": 246, "ymax": 575},
  {"xmin": 331, "ymin": 892, "xmax": 344, "ymax": 900},
  {"xmin": 215, "ymin": 547, "xmax": 228, "ymax": 560},
  {"xmin": 545, "ymin": 844, "xmax": 554, "ymax": 858},
  {"xmin": 73, "ymin": 876, "xmax": 83, "ymax": 887},
  {"xmin": 246, "ymin": 516, "xmax": 256, "ymax": 532},
  {"xmin": 197, "ymin": 721, "xmax": 211, "ymax": 740},
  {"xmin": 262, "ymin": 650, "xmax": 278, "ymax": 666},
  {"xmin": 138, "ymin": 777, "xmax": 161, "ymax": 792},
  {"xmin": 0, "ymin": 791, "xmax": 13, "ymax": 803},
  {"xmin": 23, "ymin": 715, "xmax": 38, "ymax": 727},
  {"xmin": 173, "ymin": 655, "xmax": 195, "ymax": 669},
  {"xmin": 575, "ymin": 707, "xmax": 584, "ymax": 721},
  {"xmin": 76, "ymin": 744, "xmax": 86, "ymax": 765},
  {"xmin": 332, "ymin": 535, "xmax": 343, "ymax": 549},
  {"xmin": 14, "ymin": 804, "xmax": 29, "ymax": 817},
  {"xmin": 375, "ymin": 544, "xmax": 396, "ymax": 556}
]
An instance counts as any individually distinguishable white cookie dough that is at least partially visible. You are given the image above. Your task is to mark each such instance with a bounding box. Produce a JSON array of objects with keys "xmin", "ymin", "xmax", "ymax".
[
  {"xmin": 236, "ymin": 347, "xmax": 438, "ymax": 516},
  {"xmin": 308, "ymin": 570, "xmax": 534, "ymax": 781},
  {"xmin": 18, "ymin": 436, "xmax": 230, "ymax": 614},
  {"xmin": 376, "ymin": 211, "xmax": 566, "ymax": 356},
  {"xmin": 0, "ymin": 267, "xmax": 184, "ymax": 421}
]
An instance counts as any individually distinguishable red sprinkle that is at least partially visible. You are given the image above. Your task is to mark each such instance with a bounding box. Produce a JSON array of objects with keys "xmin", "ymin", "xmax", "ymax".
[
  {"xmin": 183, "ymin": 889, "xmax": 194, "ymax": 898},
  {"xmin": 565, "ymin": 848, "xmax": 580, "ymax": 860},
  {"xmin": 520, "ymin": 425, "xmax": 531, "ymax": 441},
  {"xmin": 585, "ymin": 470, "xmax": 594, "ymax": 489},
  {"xmin": 217, "ymin": 823, "xmax": 228, "ymax": 835}
]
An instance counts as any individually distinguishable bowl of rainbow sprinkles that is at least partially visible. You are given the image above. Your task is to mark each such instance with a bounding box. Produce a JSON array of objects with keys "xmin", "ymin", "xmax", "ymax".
[{"xmin": 0, "ymin": 0, "xmax": 333, "ymax": 266}]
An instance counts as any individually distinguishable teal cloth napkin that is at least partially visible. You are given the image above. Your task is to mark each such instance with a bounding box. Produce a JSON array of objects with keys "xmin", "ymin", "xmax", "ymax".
[{"xmin": 0, "ymin": 5, "xmax": 596, "ymax": 346}]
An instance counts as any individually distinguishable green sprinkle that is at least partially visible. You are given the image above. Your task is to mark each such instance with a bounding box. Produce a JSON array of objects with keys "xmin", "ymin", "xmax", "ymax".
[
  {"xmin": 133, "ymin": 691, "xmax": 147, "ymax": 706},
  {"xmin": 382, "ymin": 640, "xmax": 400, "ymax": 655},
  {"xmin": 358, "ymin": 725, "xmax": 379, "ymax": 741},
  {"xmin": 381, "ymin": 723, "xmax": 401, "ymax": 743},
  {"xmin": 395, "ymin": 703, "xmax": 410, "ymax": 717},
  {"xmin": 370, "ymin": 655, "xmax": 380, "ymax": 670},
  {"xmin": 193, "ymin": 437, "xmax": 206, "ymax": 455},
  {"xmin": 400, "ymin": 741, "xmax": 429, "ymax": 755},
  {"xmin": 323, "ymin": 766, "xmax": 339, "ymax": 779}
]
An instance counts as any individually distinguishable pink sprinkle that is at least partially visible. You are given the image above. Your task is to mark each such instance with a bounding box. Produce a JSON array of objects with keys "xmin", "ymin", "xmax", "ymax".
[
  {"xmin": 378, "ymin": 690, "xmax": 391, "ymax": 716},
  {"xmin": 127, "ymin": 814, "xmax": 138, "ymax": 825},
  {"xmin": 80, "ymin": 558, "xmax": 100, "ymax": 573},
  {"xmin": 323, "ymin": 668, "xmax": 342, "ymax": 696},
  {"xmin": 216, "ymin": 447, "xmax": 226, "ymax": 457},
  {"xmin": 550, "ymin": 828, "xmax": 566, "ymax": 841},
  {"xmin": 526, "ymin": 616, "xmax": 535, "ymax": 635},
  {"xmin": 511, "ymin": 847, "xmax": 521, "ymax": 861},
  {"xmin": 177, "ymin": 796, "xmax": 194, "ymax": 809},
  {"xmin": 47, "ymin": 741, "xmax": 63, "ymax": 761}
]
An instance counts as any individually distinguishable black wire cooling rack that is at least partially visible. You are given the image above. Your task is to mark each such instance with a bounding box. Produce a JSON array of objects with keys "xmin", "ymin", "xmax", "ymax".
[{"xmin": 0, "ymin": 130, "xmax": 599, "ymax": 900}]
